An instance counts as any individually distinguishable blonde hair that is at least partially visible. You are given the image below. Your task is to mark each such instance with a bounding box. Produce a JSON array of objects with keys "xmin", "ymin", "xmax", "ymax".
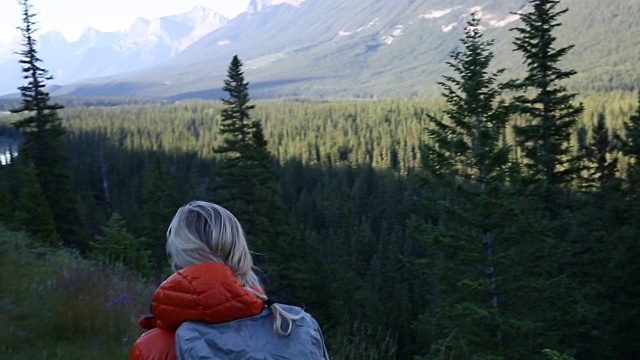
[{"xmin": 166, "ymin": 201, "xmax": 301, "ymax": 336}]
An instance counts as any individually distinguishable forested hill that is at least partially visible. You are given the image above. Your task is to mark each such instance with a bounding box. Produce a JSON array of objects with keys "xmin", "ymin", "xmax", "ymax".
[
  {"xmin": 49, "ymin": 0, "xmax": 640, "ymax": 100},
  {"xmin": 2, "ymin": 92, "xmax": 639, "ymax": 358}
]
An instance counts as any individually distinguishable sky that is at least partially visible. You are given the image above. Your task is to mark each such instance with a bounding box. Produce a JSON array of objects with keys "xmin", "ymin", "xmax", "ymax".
[{"xmin": 0, "ymin": 0, "xmax": 252, "ymax": 44}]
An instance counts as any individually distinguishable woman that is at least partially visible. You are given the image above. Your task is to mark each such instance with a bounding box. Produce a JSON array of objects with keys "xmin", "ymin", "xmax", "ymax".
[{"xmin": 128, "ymin": 201, "xmax": 329, "ymax": 360}]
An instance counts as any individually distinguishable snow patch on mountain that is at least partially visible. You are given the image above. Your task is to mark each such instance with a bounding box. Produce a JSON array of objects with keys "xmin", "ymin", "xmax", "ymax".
[
  {"xmin": 420, "ymin": 7, "xmax": 459, "ymax": 19},
  {"xmin": 428, "ymin": 5, "xmax": 522, "ymax": 34},
  {"xmin": 442, "ymin": 23, "xmax": 457, "ymax": 32},
  {"xmin": 359, "ymin": 18, "xmax": 380, "ymax": 32},
  {"xmin": 338, "ymin": 18, "xmax": 379, "ymax": 37},
  {"xmin": 382, "ymin": 25, "xmax": 404, "ymax": 45}
]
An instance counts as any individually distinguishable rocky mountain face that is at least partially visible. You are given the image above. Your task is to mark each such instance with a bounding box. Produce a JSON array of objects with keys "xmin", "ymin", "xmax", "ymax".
[
  {"xmin": 3, "ymin": 0, "xmax": 639, "ymax": 99},
  {"xmin": 0, "ymin": 6, "xmax": 228, "ymax": 95},
  {"xmin": 46, "ymin": 0, "xmax": 547, "ymax": 99}
]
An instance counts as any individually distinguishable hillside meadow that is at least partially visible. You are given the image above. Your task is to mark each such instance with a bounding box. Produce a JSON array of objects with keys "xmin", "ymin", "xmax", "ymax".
[{"xmin": 0, "ymin": 227, "xmax": 153, "ymax": 358}]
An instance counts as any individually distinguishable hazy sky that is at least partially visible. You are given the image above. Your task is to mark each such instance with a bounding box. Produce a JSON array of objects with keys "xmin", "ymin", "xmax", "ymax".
[{"xmin": 0, "ymin": 0, "xmax": 252, "ymax": 44}]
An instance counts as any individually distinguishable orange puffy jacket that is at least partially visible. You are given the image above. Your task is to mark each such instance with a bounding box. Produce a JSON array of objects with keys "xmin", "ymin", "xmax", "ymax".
[{"xmin": 128, "ymin": 263, "xmax": 265, "ymax": 360}]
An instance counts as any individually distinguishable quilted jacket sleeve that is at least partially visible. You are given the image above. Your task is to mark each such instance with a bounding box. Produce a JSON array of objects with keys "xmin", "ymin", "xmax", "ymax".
[{"xmin": 128, "ymin": 328, "xmax": 177, "ymax": 360}]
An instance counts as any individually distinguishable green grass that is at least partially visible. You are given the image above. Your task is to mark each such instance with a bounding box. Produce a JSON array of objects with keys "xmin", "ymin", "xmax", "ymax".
[
  {"xmin": 0, "ymin": 227, "xmax": 154, "ymax": 359},
  {"xmin": 0, "ymin": 225, "xmax": 400, "ymax": 359}
]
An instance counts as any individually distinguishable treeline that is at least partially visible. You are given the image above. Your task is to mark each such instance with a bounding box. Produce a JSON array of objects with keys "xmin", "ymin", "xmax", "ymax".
[{"xmin": 0, "ymin": 96, "xmax": 164, "ymax": 112}]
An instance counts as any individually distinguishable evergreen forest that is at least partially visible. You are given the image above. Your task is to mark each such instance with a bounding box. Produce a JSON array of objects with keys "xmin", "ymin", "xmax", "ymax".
[{"xmin": 0, "ymin": 0, "xmax": 639, "ymax": 359}]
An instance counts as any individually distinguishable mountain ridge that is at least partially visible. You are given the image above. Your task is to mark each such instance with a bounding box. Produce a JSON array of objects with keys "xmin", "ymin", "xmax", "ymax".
[
  {"xmin": 0, "ymin": 5, "xmax": 230, "ymax": 95},
  {"xmin": 3, "ymin": 0, "xmax": 639, "ymax": 99}
]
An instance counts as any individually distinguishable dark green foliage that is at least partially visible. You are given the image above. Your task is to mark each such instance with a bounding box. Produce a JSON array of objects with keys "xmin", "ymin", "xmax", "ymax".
[
  {"xmin": 91, "ymin": 212, "xmax": 151, "ymax": 277},
  {"xmin": 510, "ymin": 0, "xmax": 584, "ymax": 195},
  {"xmin": 13, "ymin": 162, "xmax": 60, "ymax": 246},
  {"xmin": 141, "ymin": 156, "xmax": 178, "ymax": 278},
  {"xmin": 620, "ymin": 91, "xmax": 640, "ymax": 170},
  {"xmin": 9, "ymin": 92, "xmax": 637, "ymax": 359},
  {"xmin": 0, "ymin": 165, "xmax": 13, "ymax": 223},
  {"xmin": 417, "ymin": 14, "xmax": 584, "ymax": 358},
  {"xmin": 419, "ymin": 15, "xmax": 513, "ymax": 357},
  {"xmin": 10, "ymin": 0, "xmax": 83, "ymax": 250},
  {"xmin": 578, "ymin": 114, "xmax": 620, "ymax": 190},
  {"xmin": 506, "ymin": 3, "xmax": 596, "ymax": 356},
  {"xmin": 571, "ymin": 114, "xmax": 623, "ymax": 357},
  {"xmin": 328, "ymin": 320, "xmax": 398, "ymax": 360},
  {"xmin": 211, "ymin": 56, "xmax": 309, "ymax": 301},
  {"xmin": 212, "ymin": 55, "xmax": 264, "ymax": 231},
  {"xmin": 426, "ymin": 13, "xmax": 511, "ymax": 183},
  {"xmin": 607, "ymin": 91, "xmax": 640, "ymax": 358}
]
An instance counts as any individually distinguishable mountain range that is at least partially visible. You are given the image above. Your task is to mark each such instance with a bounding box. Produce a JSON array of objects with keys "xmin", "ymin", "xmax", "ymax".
[
  {"xmin": 0, "ymin": 5, "xmax": 229, "ymax": 96},
  {"xmin": 1, "ymin": 0, "xmax": 639, "ymax": 100}
]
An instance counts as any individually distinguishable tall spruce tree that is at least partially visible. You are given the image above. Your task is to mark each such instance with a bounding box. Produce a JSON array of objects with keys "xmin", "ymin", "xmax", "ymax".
[
  {"xmin": 417, "ymin": 14, "xmax": 514, "ymax": 358},
  {"xmin": 213, "ymin": 55, "xmax": 272, "ymax": 246},
  {"xmin": 418, "ymin": 13, "xmax": 586, "ymax": 358},
  {"xmin": 10, "ymin": 0, "xmax": 83, "ymax": 249},
  {"xmin": 510, "ymin": 0, "xmax": 584, "ymax": 211},
  {"xmin": 212, "ymin": 55, "xmax": 308, "ymax": 301},
  {"xmin": 509, "ymin": 1, "xmax": 594, "ymax": 356},
  {"xmin": 426, "ymin": 14, "xmax": 511, "ymax": 184}
]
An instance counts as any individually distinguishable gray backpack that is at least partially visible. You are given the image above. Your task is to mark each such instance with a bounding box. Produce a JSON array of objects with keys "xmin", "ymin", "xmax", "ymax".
[{"xmin": 176, "ymin": 304, "xmax": 330, "ymax": 359}]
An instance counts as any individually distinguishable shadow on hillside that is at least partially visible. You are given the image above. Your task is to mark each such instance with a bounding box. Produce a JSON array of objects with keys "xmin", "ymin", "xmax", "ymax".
[
  {"xmin": 55, "ymin": 82, "xmax": 165, "ymax": 98},
  {"xmin": 166, "ymin": 77, "xmax": 320, "ymax": 101}
]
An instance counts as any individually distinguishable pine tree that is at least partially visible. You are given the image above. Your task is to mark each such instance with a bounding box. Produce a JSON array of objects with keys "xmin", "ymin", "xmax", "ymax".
[
  {"xmin": 212, "ymin": 55, "xmax": 308, "ymax": 301},
  {"xmin": 10, "ymin": 0, "xmax": 83, "ymax": 250},
  {"xmin": 417, "ymin": 14, "xmax": 514, "ymax": 358},
  {"xmin": 510, "ymin": 0, "xmax": 584, "ymax": 210},
  {"xmin": 91, "ymin": 212, "xmax": 151, "ymax": 277},
  {"xmin": 212, "ymin": 55, "xmax": 278, "ymax": 243},
  {"xmin": 426, "ymin": 13, "xmax": 511, "ymax": 184},
  {"xmin": 509, "ymin": 2, "xmax": 598, "ymax": 356}
]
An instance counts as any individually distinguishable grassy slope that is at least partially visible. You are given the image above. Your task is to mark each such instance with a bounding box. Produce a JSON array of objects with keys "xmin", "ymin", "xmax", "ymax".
[
  {"xmin": 0, "ymin": 226, "xmax": 392, "ymax": 359},
  {"xmin": 0, "ymin": 227, "xmax": 154, "ymax": 359}
]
